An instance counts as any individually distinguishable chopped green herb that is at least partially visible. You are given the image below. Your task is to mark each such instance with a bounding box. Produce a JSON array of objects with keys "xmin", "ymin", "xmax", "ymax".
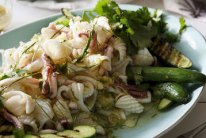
[
  {"xmin": 13, "ymin": 69, "xmax": 28, "ymax": 76},
  {"xmin": 56, "ymin": 64, "xmax": 67, "ymax": 73},
  {"xmin": 31, "ymin": 44, "xmax": 40, "ymax": 63},
  {"xmin": 164, "ymin": 32, "xmax": 180, "ymax": 44},
  {"xmin": 0, "ymin": 73, "xmax": 9, "ymax": 81},
  {"xmin": 13, "ymin": 128, "xmax": 25, "ymax": 138},
  {"xmin": 31, "ymin": 34, "xmax": 40, "ymax": 42},
  {"xmin": 94, "ymin": 0, "xmax": 122, "ymax": 26},
  {"xmin": 39, "ymin": 80, "xmax": 43, "ymax": 90},
  {"xmin": 82, "ymin": 11, "xmax": 97, "ymax": 22},
  {"xmin": 160, "ymin": 17, "xmax": 187, "ymax": 44},
  {"xmin": 50, "ymin": 26, "xmax": 65, "ymax": 39},
  {"xmin": 179, "ymin": 17, "xmax": 187, "ymax": 34},
  {"xmin": 13, "ymin": 25, "xmax": 64, "ymax": 71},
  {"xmin": 61, "ymin": 8, "xmax": 73, "ymax": 19},
  {"xmin": 0, "ymin": 72, "xmax": 40, "ymax": 93},
  {"xmin": 76, "ymin": 29, "xmax": 95, "ymax": 62},
  {"xmin": 93, "ymin": 0, "xmax": 168, "ymax": 55},
  {"xmin": 0, "ymin": 77, "xmax": 27, "ymax": 92},
  {"xmin": 12, "ymin": 41, "xmax": 37, "ymax": 71},
  {"xmin": 93, "ymin": 0, "xmax": 187, "ymax": 55},
  {"xmin": 55, "ymin": 16, "xmax": 70, "ymax": 26}
]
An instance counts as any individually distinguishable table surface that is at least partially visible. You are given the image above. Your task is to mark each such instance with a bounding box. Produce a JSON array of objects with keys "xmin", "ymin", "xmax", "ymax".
[{"xmin": 4, "ymin": 0, "xmax": 206, "ymax": 138}]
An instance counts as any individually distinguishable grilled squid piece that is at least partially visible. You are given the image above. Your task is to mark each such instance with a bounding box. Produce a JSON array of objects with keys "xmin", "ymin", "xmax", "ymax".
[
  {"xmin": 42, "ymin": 54, "xmax": 58, "ymax": 99},
  {"xmin": 0, "ymin": 125, "xmax": 14, "ymax": 133},
  {"xmin": 71, "ymin": 82, "xmax": 90, "ymax": 112},
  {"xmin": 53, "ymin": 100, "xmax": 73, "ymax": 123},
  {"xmin": 2, "ymin": 91, "xmax": 35, "ymax": 116},
  {"xmin": 42, "ymin": 39, "xmax": 71, "ymax": 64},
  {"xmin": 113, "ymin": 38, "xmax": 126, "ymax": 61},
  {"xmin": 132, "ymin": 48, "xmax": 154, "ymax": 66},
  {"xmin": 2, "ymin": 109, "xmax": 23, "ymax": 129},
  {"xmin": 53, "ymin": 100, "xmax": 73, "ymax": 131},
  {"xmin": 116, "ymin": 82, "xmax": 149, "ymax": 99},
  {"xmin": 18, "ymin": 115, "xmax": 38, "ymax": 133},
  {"xmin": 92, "ymin": 16, "xmax": 113, "ymax": 46},
  {"xmin": 23, "ymin": 58, "xmax": 43, "ymax": 73},
  {"xmin": 33, "ymin": 99, "xmax": 54, "ymax": 130},
  {"xmin": 0, "ymin": 77, "xmax": 40, "ymax": 93},
  {"xmin": 112, "ymin": 56, "xmax": 132, "ymax": 76},
  {"xmin": 115, "ymin": 94, "xmax": 144, "ymax": 114}
]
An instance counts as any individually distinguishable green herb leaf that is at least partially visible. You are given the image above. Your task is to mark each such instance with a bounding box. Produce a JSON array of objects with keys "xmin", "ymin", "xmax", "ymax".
[
  {"xmin": 12, "ymin": 41, "xmax": 37, "ymax": 71},
  {"xmin": 164, "ymin": 32, "xmax": 180, "ymax": 44},
  {"xmin": 56, "ymin": 63, "xmax": 67, "ymax": 73},
  {"xmin": 93, "ymin": 0, "xmax": 170, "ymax": 55},
  {"xmin": 82, "ymin": 11, "xmax": 97, "ymax": 22},
  {"xmin": 13, "ymin": 69, "xmax": 28, "ymax": 77},
  {"xmin": 160, "ymin": 17, "xmax": 187, "ymax": 44},
  {"xmin": 94, "ymin": 0, "xmax": 121, "ymax": 23},
  {"xmin": 0, "ymin": 73, "xmax": 9, "ymax": 81},
  {"xmin": 94, "ymin": 0, "xmax": 114, "ymax": 15},
  {"xmin": 13, "ymin": 128, "xmax": 25, "ymax": 138},
  {"xmin": 55, "ymin": 16, "xmax": 70, "ymax": 26},
  {"xmin": 39, "ymin": 80, "xmax": 43, "ymax": 90},
  {"xmin": 179, "ymin": 17, "xmax": 187, "ymax": 34},
  {"xmin": 0, "ymin": 72, "xmax": 40, "ymax": 93},
  {"xmin": 50, "ymin": 26, "xmax": 65, "ymax": 39},
  {"xmin": 61, "ymin": 8, "xmax": 73, "ymax": 19},
  {"xmin": 76, "ymin": 30, "xmax": 94, "ymax": 62}
]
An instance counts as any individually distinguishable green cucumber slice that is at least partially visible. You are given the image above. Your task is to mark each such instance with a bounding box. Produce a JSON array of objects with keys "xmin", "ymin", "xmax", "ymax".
[
  {"xmin": 1, "ymin": 136, "xmax": 15, "ymax": 138},
  {"xmin": 40, "ymin": 134, "xmax": 63, "ymax": 138},
  {"xmin": 152, "ymin": 82, "xmax": 188, "ymax": 103},
  {"xmin": 57, "ymin": 130, "xmax": 82, "ymax": 138},
  {"xmin": 158, "ymin": 98, "xmax": 172, "ymax": 110},
  {"xmin": 24, "ymin": 135, "xmax": 39, "ymax": 138},
  {"xmin": 74, "ymin": 126, "xmax": 96, "ymax": 138}
]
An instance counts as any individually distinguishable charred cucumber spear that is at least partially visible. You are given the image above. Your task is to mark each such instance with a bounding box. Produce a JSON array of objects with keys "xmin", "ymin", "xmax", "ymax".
[
  {"xmin": 127, "ymin": 66, "xmax": 206, "ymax": 110},
  {"xmin": 149, "ymin": 41, "xmax": 192, "ymax": 68},
  {"xmin": 127, "ymin": 66, "xmax": 206, "ymax": 84}
]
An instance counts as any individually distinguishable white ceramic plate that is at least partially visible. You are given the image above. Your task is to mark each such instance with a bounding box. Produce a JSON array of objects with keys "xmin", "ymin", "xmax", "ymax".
[{"xmin": 0, "ymin": 4, "xmax": 205, "ymax": 138}]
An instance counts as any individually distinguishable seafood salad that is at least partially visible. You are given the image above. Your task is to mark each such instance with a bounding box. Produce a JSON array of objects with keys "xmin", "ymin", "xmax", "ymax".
[{"xmin": 0, "ymin": 0, "xmax": 205, "ymax": 137}]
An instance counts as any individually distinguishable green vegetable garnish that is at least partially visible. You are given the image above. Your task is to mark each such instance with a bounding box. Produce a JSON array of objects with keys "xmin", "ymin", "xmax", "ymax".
[
  {"xmin": 158, "ymin": 98, "xmax": 172, "ymax": 111},
  {"xmin": 179, "ymin": 17, "xmax": 187, "ymax": 34},
  {"xmin": 0, "ymin": 73, "xmax": 9, "ymax": 80},
  {"xmin": 150, "ymin": 41, "xmax": 192, "ymax": 68},
  {"xmin": 152, "ymin": 82, "xmax": 189, "ymax": 103},
  {"xmin": 0, "ymin": 72, "xmax": 41, "ymax": 93},
  {"xmin": 93, "ymin": 0, "xmax": 166, "ymax": 55},
  {"xmin": 12, "ymin": 41, "xmax": 37, "ymax": 71},
  {"xmin": 93, "ymin": 0, "xmax": 187, "ymax": 55},
  {"xmin": 82, "ymin": 11, "xmax": 97, "ymax": 22},
  {"xmin": 76, "ymin": 29, "xmax": 95, "ymax": 62},
  {"xmin": 13, "ymin": 128, "xmax": 25, "ymax": 138},
  {"xmin": 56, "ymin": 8, "xmax": 74, "ymax": 27},
  {"xmin": 55, "ymin": 16, "xmax": 70, "ymax": 26},
  {"xmin": 61, "ymin": 8, "xmax": 73, "ymax": 19},
  {"xmin": 127, "ymin": 66, "xmax": 206, "ymax": 84}
]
